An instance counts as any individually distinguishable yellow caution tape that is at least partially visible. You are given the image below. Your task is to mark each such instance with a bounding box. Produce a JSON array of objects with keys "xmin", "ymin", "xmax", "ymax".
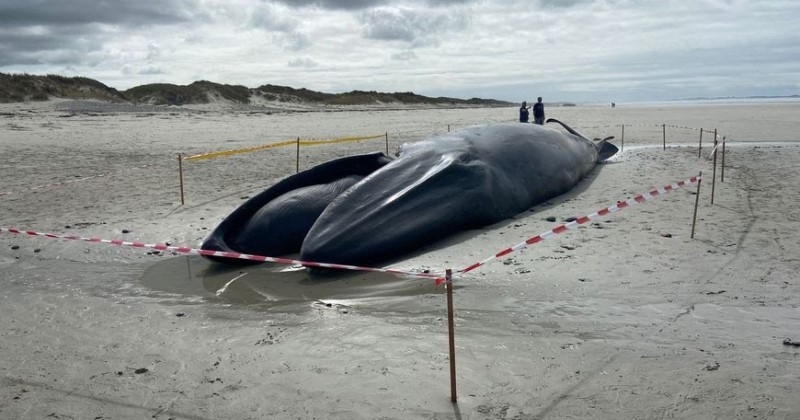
[
  {"xmin": 184, "ymin": 134, "xmax": 385, "ymax": 161},
  {"xmin": 299, "ymin": 134, "xmax": 385, "ymax": 146}
]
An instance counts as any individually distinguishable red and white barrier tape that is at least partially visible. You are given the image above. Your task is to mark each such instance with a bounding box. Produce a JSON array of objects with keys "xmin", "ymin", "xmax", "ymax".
[
  {"xmin": 449, "ymin": 174, "xmax": 702, "ymax": 283},
  {"xmin": 707, "ymin": 137, "xmax": 726, "ymax": 159},
  {"xmin": 3, "ymin": 172, "xmax": 705, "ymax": 286},
  {"xmin": 0, "ymin": 227, "xmax": 445, "ymax": 282}
]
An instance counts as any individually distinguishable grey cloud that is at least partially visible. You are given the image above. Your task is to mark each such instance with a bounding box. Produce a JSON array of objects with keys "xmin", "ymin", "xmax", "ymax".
[
  {"xmin": 250, "ymin": 4, "xmax": 310, "ymax": 53},
  {"xmin": 288, "ymin": 58, "xmax": 319, "ymax": 67},
  {"xmin": 274, "ymin": 32, "xmax": 311, "ymax": 51},
  {"xmin": 146, "ymin": 44, "xmax": 161, "ymax": 61},
  {"xmin": 0, "ymin": 29, "xmax": 76, "ymax": 56},
  {"xmin": 361, "ymin": 9, "xmax": 418, "ymax": 42},
  {"xmin": 269, "ymin": 0, "xmax": 473, "ymax": 11},
  {"xmin": 123, "ymin": 64, "xmax": 165, "ymax": 76},
  {"xmin": 0, "ymin": 0, "xmax": 201, "ymax": 69},
  {"xmin": 0, "ymin": 0, "xmax": 198, "ymax": 27},
  {"xmin": 0, "ymin": 24, "xmax": 103, "ymax": 66},
  {"xmin": 391, "ymin": 50, "xmax": 418, "ymax": 61},
  {"xmin": 269, "ymin": 0, "xmax": 392, "ymax": 11},
  {"xmin": 537, "ymin": 0, "xmax": 593, "ymax": 8},
  {"xmin": 361, "ymin": 7, "xmax": 469, "ymax": 45},
  {"xmin": 250, "ymin": 5, "xmax": 301, "ymax": 32}
]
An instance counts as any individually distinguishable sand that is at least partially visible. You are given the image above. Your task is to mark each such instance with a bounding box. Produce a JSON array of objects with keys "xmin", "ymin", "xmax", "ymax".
[{"xmin": 1, "ymin": 99, "xmax": 799, "ymax": 419}]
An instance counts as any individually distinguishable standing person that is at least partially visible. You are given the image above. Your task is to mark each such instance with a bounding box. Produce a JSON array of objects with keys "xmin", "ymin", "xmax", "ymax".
[
  {"xmin": 519, "ymin": 101, "xmax": 530, "ymax": 123},
  {"xmin": 533, "ymin": 97, "xmax": 545, "ymax": 125}
]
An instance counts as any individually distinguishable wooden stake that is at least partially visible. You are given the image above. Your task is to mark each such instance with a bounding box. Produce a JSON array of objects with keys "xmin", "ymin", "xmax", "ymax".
[
  {"xmin": 691, "ymin": 171, "xmax": 702, "ymax": 239},
  {"xmin": 445, "ymin": 268, "xmax": 457, "ymax": 403},
  {"xmin": 711, "ymin": 130, "xmax": 718, "ymax": 205},
  {"xmin": 385, "ymin": 132, "xmax": 389, "ymax": 155},
  {"xmin": 178, "ymin": 154, "xmax": 185, "ymax": 205},
  {"xmin": 621, "ymin": 124, "xmax": 625, "ymax": 152},
  {"xmin": 698, "ymin": 128, "xmax": 703, "ymax": 158},
  {"xmin": 185, "ymin": 253, "xmax": 192, "ymax": 282},
  {"xmin": 662, "ymin": 123, "xmax": 666, "ymax": 150},
  {"xmin": 721, "ymin": 136, "xmax": 726, "ymax": 183},
  {"xmin": 296, "ymin": 137, "xmax": 300, "ymax": 173}
]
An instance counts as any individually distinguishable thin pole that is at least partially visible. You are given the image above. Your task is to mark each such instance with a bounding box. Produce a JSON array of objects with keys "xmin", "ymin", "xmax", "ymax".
[
  {"xmin": 445, "ymin": 268, "xmax": 457, "ymax": 403},
  {"xmin": 296, "ymin": 137, "xmax": 300, "ymax": 173},
  {"xmin": 178, "ymin": 154, "xmax": 185, "ymax": 205},
  {"xmin": 185, "ymin": 253, "xmax": 192, "ymax": 282},
  {"xmin": 721, "ymin": 136, "xmax": 726, "ymax": 183},
  {"xmin": 711, "ymin": 130, "xmax": 718, "ymax": 205},
  {"xmin": 621, "ymin": 124, "xmax": 625, "ymax": 152},
  {"xmin": 385, "ymin": 132, "xmax": 389, "ymax": 155},
  {"xmin": 691, "ymin": 171, "xmax": 703, "ymax": 239},
  {"xmin": 447, "ymin": 124, "xmax": 451, "ymax": 133},
  {"xmin": 698, "ymin": 128, "xmax": 703, "ymax": 158},
  {"xmin": 662, "ymin": 123, "xmax": 666, "ymax": 150}
]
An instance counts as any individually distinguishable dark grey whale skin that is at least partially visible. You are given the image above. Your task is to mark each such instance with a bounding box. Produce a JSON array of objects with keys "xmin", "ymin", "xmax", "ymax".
[
  {"xmin": 201, "ymin": 120, "xmax": 617, "ymax": 267},
  {"xmin": 300, "ymin": 120, "xmax": 616, "ymax": 266},
  {"xmin": 200, "ymin": 152, "xmax": 393, "ymax": 264}
]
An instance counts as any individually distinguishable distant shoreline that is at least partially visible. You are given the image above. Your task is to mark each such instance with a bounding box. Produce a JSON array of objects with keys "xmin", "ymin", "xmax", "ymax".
[{"xmin": 583, "ymin": 96, "xmax": 800, "ymax": 108}]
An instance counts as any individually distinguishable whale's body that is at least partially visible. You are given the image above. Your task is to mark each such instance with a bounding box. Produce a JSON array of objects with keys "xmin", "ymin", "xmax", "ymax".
[{"xmin": 201, "ymin": 120, "xmax": 617, "ymax": 267}]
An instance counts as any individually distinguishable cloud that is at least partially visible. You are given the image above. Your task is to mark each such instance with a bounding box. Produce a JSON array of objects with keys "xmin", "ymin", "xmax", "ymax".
[
  {"xmin": 0, "ymin": 0, "xmax": 201, "ymax": 72},
  {"xmin": 271, "ymin": 0, "xmax": 390, "ymax": 11},
  {"xmin": 537, "ymin": 0, "xmax": 592, "ymax": 8},
  {"xmin": 391, "ymin": 50, "xmax": 418, "ymax": 61},
  {"xmin": 122, "ymin": 64, "xmax": 165, "ymax": 76},
  {"xmin": 0, "ymin": 0, "xmax": 797, "ymax": 101},
  {"xmin": 270, "ymin": 0, "xmax": 472, "ymax": 11},
  {"xmin": 273, "ymin": 32, "xmax": 312, "ymax": 51},
  {"xmin": 288, "ymin": 57, "xmax": 319, "ymax": 68},
  {"xmin": 360, "ymin": 6, "xmax": 470, "ymax": 46},
  {"xmin": 249, "ymin": 3, "xmax": 301, "ymax": 32},
  {"xmin": 0, "ymin": 0, "xmax": 197, "ymax": 27}
]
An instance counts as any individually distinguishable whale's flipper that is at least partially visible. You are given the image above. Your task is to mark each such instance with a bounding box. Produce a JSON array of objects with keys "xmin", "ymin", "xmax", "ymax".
[{"xmin": 597, "ymin": 140, "xmax": 619, "ymax": 161}]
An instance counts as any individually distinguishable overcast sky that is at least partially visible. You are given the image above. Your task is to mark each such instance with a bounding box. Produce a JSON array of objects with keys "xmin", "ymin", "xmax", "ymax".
[{"xmin": 1, "ymin": 0, "xmax": 798, "ymax": 102}]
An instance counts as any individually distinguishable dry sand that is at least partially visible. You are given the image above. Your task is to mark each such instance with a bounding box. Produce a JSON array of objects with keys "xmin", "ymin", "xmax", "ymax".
[{"xmin": 1, "ymin": 99, "xmax": 799, "ymax": 419}]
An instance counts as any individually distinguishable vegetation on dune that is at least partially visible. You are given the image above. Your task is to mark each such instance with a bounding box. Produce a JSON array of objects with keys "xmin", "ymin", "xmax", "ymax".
[
  {"xmin": 253, "ymin": 84, "xmax": 334, "ymax": 103},
  {"xmin": 124, "ymin": 81, "xmax": 252, "ymax": 105},
  {"xmin": 0, "ymin": 72, "xmax": 513, "ymax": 107},
  {"xmin": 0, "ymin": 73, "xmax": 126, "ymax": 103}
]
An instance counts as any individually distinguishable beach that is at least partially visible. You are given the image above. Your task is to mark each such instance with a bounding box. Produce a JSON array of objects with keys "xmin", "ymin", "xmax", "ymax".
[{"xmin": 1, "ymin": 99, "xmax": 799, "ymax": 419}]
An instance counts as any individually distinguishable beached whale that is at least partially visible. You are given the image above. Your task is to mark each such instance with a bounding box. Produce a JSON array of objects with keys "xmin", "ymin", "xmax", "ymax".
[{"xmin": 201, "ymin": 119, "xmax": 617, "ymax": 267}]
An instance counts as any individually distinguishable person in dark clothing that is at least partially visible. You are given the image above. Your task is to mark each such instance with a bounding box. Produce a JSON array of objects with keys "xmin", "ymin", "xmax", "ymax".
[
  {"xmin": 519, "ymin": 101, "xmax": 530, "ymax": 123},
  {"xmin": 533, "ymin": 97, "xmax": 545, "ymax": 125}
]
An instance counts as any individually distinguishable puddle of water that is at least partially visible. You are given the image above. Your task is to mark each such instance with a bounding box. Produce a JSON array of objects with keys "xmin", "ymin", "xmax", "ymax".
[{"xmin": 140, "ymin": 255, "xmax": 441, "ymax": 307}]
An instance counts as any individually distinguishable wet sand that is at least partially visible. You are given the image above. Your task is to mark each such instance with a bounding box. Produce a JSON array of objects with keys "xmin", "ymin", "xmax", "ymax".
[{"xmin": 1, "ymin": 99, "xmax": 799, "ymax": 419}]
